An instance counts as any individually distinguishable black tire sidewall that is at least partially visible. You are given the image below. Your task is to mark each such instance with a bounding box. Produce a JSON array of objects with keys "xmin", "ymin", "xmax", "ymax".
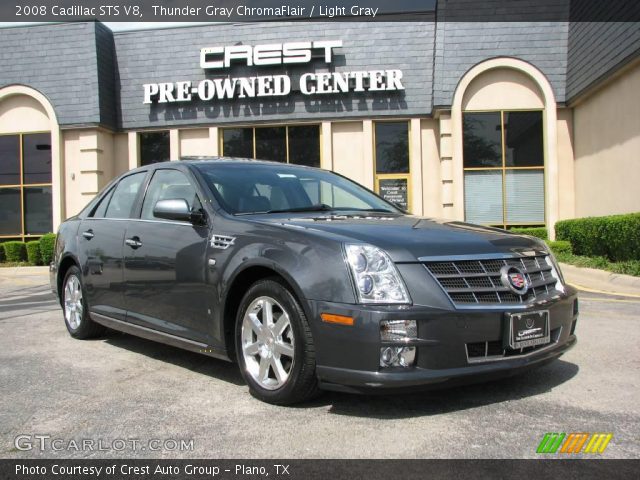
[{"xmin": 235, "ymin": 279, "xmax": 314, "ymax": 404}]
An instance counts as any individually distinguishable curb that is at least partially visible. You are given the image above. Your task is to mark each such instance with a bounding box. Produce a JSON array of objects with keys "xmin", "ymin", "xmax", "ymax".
[{"xmin": 560, "ymin": 262, "xmax": 640, "ymax": 297}]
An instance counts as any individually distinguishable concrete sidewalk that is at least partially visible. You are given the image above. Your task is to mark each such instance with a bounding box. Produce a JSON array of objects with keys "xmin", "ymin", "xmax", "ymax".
[{"xmin": 560, "ymin": 263, "xmax": 640, "ymax": 296}]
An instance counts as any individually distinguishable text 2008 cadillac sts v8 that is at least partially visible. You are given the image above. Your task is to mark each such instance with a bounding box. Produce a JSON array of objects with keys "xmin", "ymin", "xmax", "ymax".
[{"xmin": 51, "ymin": 159, "xmax": 578, "ymax": 404}]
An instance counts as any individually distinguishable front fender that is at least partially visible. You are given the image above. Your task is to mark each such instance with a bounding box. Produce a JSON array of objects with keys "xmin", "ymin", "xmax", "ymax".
[{"xmin": 221, "ymin": 237, "xmax": 356, "ymax": 305}]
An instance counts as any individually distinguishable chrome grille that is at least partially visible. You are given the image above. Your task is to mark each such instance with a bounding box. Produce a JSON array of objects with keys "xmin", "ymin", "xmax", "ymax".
[{"xmin": 424, "ymin": 255, "xmax": 560, "ymax": 306}]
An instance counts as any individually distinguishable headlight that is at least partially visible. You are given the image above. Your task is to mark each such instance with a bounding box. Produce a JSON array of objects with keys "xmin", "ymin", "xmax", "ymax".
[{"xmin": 344, "ymin": 244, "xmax": 410, "ymax": 304}]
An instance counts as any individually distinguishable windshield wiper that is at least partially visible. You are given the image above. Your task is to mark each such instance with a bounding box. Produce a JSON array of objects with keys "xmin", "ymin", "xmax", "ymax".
[{"xmin": 266, "ymin": 203, "xmax": 334, "ymax": 214}]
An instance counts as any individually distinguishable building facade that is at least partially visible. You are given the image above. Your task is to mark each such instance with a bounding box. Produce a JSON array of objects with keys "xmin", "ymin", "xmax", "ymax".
[{"xmin": 1, "ymin": 10, "xmax": 639, "ymax": 241}]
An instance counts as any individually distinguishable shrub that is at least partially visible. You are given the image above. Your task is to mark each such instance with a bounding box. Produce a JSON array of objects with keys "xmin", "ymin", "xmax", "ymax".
[
  {"xmin": 3, "ymin": 241, "xmax": 27, "ymax": 262},
  {"xmin": 26, "ymin": 241, "xmax": 42, "ymax": 266},
  {"xmin": 39, "ymin": 233, "xmax": 57, "ymax": 265},
  {"xmin": 546, "ymin": 240, "xmax": 572, "ymax": 256},
  {"xmin": 0, "ymin": 243, "xmax": 5, "ymax": 263},
  {"xmin": 510, "ymin": 227, "xmax": 548, "ymax": 240},
  {"xmin": 555, "ymin": 213, "xmax": 640, "ymax": 262}
]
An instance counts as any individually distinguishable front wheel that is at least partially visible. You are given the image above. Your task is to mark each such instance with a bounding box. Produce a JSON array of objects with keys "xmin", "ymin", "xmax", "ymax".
[
  {"xmin": 235, "ymin": 278, "xmax": 319, "ymax": 405},
  {"xmin": 62, "ymin": 266, "xmax": 105, "ymax": 339}
]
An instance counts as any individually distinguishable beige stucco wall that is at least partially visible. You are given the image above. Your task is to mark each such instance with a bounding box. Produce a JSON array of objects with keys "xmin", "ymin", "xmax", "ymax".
[
  {"xmin": 63, "ymin": 129, "xmax": 117, "ymax": 217},
  {"xmin": 0, "ymin": 94, "xmax": 50, "ymax": 133},
  {"xmin": 331, "ymin": 121, "xmax": 371, "ymax": 189},
  {"xmin": 421, "ymin": 118, "xmax": 441, "ymax": 217},
  {"xmin": 556, "ymin": 108, "xmax": 575, "ymax": 220},
  {"xmin": 573, "ymin": 62, "xmax": 640, "ymax": 217},
  {"xmin": 179, "ymin": 128, "xmax": 212, "ymax": 157}
]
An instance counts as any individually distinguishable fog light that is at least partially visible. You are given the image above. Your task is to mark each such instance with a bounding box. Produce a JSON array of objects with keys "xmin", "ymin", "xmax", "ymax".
[
  {"xmin": 380, "ymin": 320, "xmax": 417, "ymax": 341},
  {"xmin": 380, "ymin": 346, "xmax": 416, "ymax": 367}
]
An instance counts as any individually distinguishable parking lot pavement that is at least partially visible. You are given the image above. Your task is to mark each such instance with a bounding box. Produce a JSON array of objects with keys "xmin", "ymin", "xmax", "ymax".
[{"xmin": 1, "ymin": 268, "xmax": 639, "ymax": 459}]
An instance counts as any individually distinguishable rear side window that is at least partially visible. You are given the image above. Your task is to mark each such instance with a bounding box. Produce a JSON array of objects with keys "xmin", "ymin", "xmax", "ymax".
[
  {"xmin": 105, "ymin": 172, "xmax": 146, "ymax": 219},
  {"xmin": 90, "ymin": 187, "xmax": 115, "ymax": 218},
  {"xmin": 140, "ymin": 169, "xmax": 198, "ymax": 220}
]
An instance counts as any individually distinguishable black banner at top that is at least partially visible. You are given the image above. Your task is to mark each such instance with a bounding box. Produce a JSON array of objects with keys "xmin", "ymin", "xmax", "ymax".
[{"xmin": 1, "ymin": 0, "xmax": 640, "ymax": 23}]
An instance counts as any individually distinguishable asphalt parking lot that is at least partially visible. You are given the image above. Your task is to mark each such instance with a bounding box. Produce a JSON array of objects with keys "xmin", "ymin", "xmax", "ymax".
[{"xmin": 1, "ymin": 268, "xmax": 638, "ymax": 459}]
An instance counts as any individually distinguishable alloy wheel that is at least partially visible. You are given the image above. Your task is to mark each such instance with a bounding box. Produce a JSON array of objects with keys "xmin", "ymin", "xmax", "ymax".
[
  {"xmin": 241, "ymin": 296, "xmax": 295, "ymax": 390},
  {"xmin": 64, "ymin": 275, "xmax": 83, "ymax": 330}
]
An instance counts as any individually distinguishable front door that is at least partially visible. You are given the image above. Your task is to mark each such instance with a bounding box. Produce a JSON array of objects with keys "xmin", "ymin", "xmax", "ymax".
[{"xmin": 123, "ymin": 168, "xmax": 212, "ymax": 344}]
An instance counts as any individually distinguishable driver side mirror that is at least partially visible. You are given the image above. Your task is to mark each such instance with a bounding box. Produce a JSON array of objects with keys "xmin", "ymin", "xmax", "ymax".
[{"xmin": 153, "ymin": 198, "xmax": 196, "ymax": 223}]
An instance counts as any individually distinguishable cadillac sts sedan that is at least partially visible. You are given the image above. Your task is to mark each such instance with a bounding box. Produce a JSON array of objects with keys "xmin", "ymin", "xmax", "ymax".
[{"xmin": 51, "ymin": 158, "xmax": 578, "ymax": 404}]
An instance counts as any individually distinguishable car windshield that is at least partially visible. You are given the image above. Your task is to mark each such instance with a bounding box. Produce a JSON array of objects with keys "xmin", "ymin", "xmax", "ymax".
[{"xmin": 193, "ymin": 162, "xmax": 401, "ymax": 215}]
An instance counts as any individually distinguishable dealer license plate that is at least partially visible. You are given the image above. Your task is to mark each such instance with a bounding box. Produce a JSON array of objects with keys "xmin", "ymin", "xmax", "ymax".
[{"xmin": 508, "ymin": 310, "xmax": 550, "ymax": 349}]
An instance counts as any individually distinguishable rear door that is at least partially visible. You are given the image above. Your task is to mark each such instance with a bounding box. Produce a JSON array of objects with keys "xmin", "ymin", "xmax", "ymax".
[
  {"xmin": 122, "ymin": 168, "xmax": 212, "ymax": 343},
  {"xmin": 79, "ymin": 171, "xmax": 147, "ymax": 320}
]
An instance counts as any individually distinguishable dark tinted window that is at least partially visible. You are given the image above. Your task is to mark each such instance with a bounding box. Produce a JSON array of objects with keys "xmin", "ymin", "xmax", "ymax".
[
  {"xmin": 0, "ymin": 187, "xmax": 21, "ymax": 235},
  {"xmin": 375, "ymin": 122, "xmax": 409, "ymax": 174},
  {"xmin": 256, "ymin": 127, "xmax": 286, "ymax": 163},
  {"xmin": 222, "ymin": 128, "xmax": 253, "ymax": 158},
  {"xmin": 23, "ymin": 133, "xmax": 52, "ymax": 184},
  {"xmin": 91, "ymin": 187, "xmax": 115, "ymax": 218},
  {"xmin": 504, "ymin": 111, "xmax": 544, "ymax": 167},
  {"xmin": 24, "ymin": 186, "xmax": 53, "ymax": 234},
  {"xmin": 463, "ymin": 113, "xmax": 502, "ymax": 168},
  {"xmin": 141, "ymin": 169, "xmax": 197, "ymax": 220},
  {"xmin": 0, "ymin": 135, "xmax": 20, "ymax": 185},
  {"xmin": 288, "ymin": 126, "xmax": 320, "ymax": 167},
  {"xmin": 140, "ymin": 131, "xmax": 170, "ymax": 166},
  {"xmin": 105, "ymin": 172, "xmax": 146, "ymax": 219}
]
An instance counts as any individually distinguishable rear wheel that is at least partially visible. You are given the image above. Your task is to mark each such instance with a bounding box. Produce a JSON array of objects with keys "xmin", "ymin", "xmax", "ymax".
[
  {"xmin": 235, "ymin": 278, "xmax": 319, "ymax": 405},
  {"xmin": 62, "ymin": 266, "xmax": 105, "ymax": 339}
]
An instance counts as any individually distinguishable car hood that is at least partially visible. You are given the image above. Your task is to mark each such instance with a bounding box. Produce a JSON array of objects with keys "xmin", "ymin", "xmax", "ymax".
[{"xmin": 250, "ymin": 213, "xmax": 546, "ymax": 262}]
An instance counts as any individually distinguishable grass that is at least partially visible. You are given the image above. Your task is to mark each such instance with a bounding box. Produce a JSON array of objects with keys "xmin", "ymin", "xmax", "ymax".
[{"xmin": 556, "ymin": 252, "xmax": 640, "ymax": 277}]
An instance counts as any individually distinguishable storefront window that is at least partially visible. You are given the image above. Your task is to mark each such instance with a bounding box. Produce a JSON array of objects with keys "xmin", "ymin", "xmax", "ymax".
[
  {"xmin": 463, "ymin": 111, "xmax": 544, "ymax": 228},
  {"xmin": 0, "ymin": 133, "xmax": 53, "ymax": 239},
  {"xmin": 139, "ymin": 131, "xmax": 170, "ymax": 166},
  {"xmin": 374, "ymin": 121, "xmax": 410, "ymax": 211},
  {"xmin": 220, "ymin": 125, "xmax": 320, "ymax": 167}
]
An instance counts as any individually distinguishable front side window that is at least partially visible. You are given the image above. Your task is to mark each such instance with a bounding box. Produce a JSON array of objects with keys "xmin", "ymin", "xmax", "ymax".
[
  {"xmin": 463, "ymin": 111, "xmax": 544, "ymax": 228},
  {"xmin": 140, "ymin": 169, "xmax": 198, "ymax": 220},
  {"xmin": 195, "ymin": 163, "xmax": 399, "ymax": 215},
  {"xmin": 0, "ymin": 133, "xmax": 52, "ymax": 240},
  {"xmin": 374, "ymin": 121, "xmax": 410, "ymax": 211},
  {"xmin": 220, "ymin": 125, "xmax": 320, "ymax": 167},
  {"xmin": 139, "ymin": 131, "xmax": 170, "ymax": 166},
  {"xmin": 104, "ymin": 172, "xmax": 146, "ymax": 219}
]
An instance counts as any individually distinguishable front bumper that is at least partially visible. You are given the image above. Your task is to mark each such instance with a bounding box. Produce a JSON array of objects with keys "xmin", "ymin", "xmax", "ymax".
[{"xmin": 308, "ymin": 286, "xmax": 578, "ymax": 393}]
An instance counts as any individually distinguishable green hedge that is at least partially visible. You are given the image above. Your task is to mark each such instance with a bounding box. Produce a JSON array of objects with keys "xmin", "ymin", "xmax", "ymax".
[
  {"xmin": 39, "ymin": 233, "xmax": 57, "ymax": 265},
  {"xmin": 3, "ymin": 241, "xmax": 27, "ymax": 262},
  {"xmin": 547, "ymin": 240, "xmax": 572, "ymax": 256},
  {"xmin": 555, "ymin": 213, "xmax": 640, "ymax": 262},
  {"xmin": 509, "ymin": 227, "xmax": 548, "ymax": 240},
  {"xmin": 0, "ymin": 243, "xmax": 5, "ymax": 263},
  {"xmin": 26, "ymin": 241, "xmax": 42, "ymax": 266}
]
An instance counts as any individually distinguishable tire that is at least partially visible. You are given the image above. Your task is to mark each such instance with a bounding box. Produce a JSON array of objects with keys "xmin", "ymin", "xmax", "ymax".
[
  {"xmin": 235, "ymin": 278, "xmax": 319, "ymax": 405},
  {"xmin": 62, "ymin": 266, "xmax": 105, "ymax": 339}
]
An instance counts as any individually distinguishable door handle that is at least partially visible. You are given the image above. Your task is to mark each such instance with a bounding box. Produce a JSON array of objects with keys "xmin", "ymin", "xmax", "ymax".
[
  {"xmin": 125, "ymin": 237, "xmax": 142, "ymax": 249},
  {"xmin": 82, "ymin": 229, "xmax": 94, "ymax": 240}
]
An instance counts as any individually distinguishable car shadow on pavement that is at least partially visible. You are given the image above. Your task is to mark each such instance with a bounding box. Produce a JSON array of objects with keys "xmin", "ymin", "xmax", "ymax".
[
  {"xmin": 103, "ymin": 331, "xmax": 245, "ymax": 386},
  {"xmin": 316, "ymin": 360, "xmax": 579, "ymax": 419},
  {"xmin": 99, "ymin": 331, "xmax": 578, "ymax": 416}
]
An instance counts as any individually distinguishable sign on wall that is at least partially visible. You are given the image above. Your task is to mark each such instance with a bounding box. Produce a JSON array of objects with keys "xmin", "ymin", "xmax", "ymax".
[
  {"xmin": 378, "ymin": 177, "xmax": 409, "ymax": 210},
  {"xmin": 142, "ymin": 40, "xmax": 405, "ymax": 104}
]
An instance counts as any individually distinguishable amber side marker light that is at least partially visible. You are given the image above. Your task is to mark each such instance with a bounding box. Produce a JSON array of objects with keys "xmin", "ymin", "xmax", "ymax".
[{"xmin": 321, "ymin": 313, "xmax": 355, "ymax": 326}]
